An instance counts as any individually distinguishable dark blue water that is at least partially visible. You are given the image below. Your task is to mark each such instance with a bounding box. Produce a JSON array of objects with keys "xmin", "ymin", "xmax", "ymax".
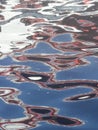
[{"xmin": 0, "ymin": 0, "xmax": 98, "ymax": 129}]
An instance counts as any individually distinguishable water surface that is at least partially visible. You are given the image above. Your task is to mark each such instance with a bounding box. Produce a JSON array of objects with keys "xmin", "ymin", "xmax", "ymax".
[{"xmin": 0, "ymin": 0, "xmax": 98, "ymax": 129}]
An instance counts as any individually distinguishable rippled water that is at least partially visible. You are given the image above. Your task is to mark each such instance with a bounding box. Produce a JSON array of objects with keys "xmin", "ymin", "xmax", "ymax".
[{"xmin": 0, "ymin": 0, "xmax": 98, "ymax": 129}]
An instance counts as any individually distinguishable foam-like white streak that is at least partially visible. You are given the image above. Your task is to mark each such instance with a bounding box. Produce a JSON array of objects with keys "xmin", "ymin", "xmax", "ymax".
[
  {"xmin": 2, "ymin": 123, "xmax": 30, "ymax": 130},
  {"xmin": 0, "ymin": 19, "xmax": 34, "ymax": 54},
  {"xmin": 28, "ymin": 76, "xmax": 42, "ymax": 81},
  {"xmin": 0, "ymin": 11, "xmax": 21, "ymax": 21},
  {"xmin": 5, "ymin": 0, "xmax": 20, "ymax": 10},
  {"xmin": 78, "ymin": 96, "xmax": 90, "ymax": 100}
]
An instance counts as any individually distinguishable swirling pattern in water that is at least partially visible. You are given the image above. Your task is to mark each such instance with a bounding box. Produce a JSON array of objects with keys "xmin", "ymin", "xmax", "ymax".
[{"xmin": 0, "ymin": 0, "xmax": 98, "ymax": 130}]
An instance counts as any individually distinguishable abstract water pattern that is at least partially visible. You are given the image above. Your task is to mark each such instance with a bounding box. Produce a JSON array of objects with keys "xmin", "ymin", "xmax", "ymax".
[{"xmin": 0, "ymin": 0, "xmax": 98, "ymax": 130}]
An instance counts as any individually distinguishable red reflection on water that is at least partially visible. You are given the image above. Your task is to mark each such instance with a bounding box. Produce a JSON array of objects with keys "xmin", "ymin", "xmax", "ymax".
[
  {"xmin": 46, "ymin": 80, "xmax": 98, "ymax": 101},
  {"xmin": 0, "ymin": 5, "xmax": 5, "ymax": 9},
  {"xmin": 0, "ymin": 15, "xmax": 4, "ymax": 20},
  {"xmin": 0, "ymin": 87, "xmax": 83, "ymax": 129},
  {"xmin": 83, "ymin": 0, "xmax": 90, "ymax": 4},
  {"xmin": 0, "ymin": 87, "xmax": 21, "ymax": 105},
  {"xmin": 1, "ymin": 0, "xmax": 98, "ymax": 129},
  {"xmin": 13, "ymin": 0, "xmax": 43, "ymax": 9},
  {"xmin": 0, "ymin": 65, "xmax": 98, "ymax": 102},
  {"xmin": 20, "ymin": 18, "xmax": 46, "ymax": 26},
  {"xmin": 11, "ymin": 71, "xmax": 54, "ymax": 84},
  {"xmin": 13, "ymin": 53, "xmax": 89, "ymax": 71},
  {"xmin": 0, "ymin": 116, "xmax": 36, "ymax": 130},
  {"xmin": 20, "ymin": 104, "xmax": 83, "ymax": 127}
]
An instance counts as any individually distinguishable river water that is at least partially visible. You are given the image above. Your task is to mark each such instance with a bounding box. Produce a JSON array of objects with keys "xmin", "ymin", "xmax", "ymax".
[{"xmin": 0, "ymin": 0, "xmax": 98, "ymax": 130}]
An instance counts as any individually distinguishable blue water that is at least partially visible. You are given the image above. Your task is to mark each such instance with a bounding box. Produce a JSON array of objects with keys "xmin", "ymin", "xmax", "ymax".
[{"xmin": 0, "ymin": 0, "xmax": 98, "ymax": 130}]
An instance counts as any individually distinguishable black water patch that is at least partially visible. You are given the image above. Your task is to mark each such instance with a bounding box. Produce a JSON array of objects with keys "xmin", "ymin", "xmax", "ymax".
[
  {"xmin": 42, "ymin": 116, "xmax": 77, "ymax": 126},
  {"xmin": 31, "ymin": 108, "xmax": 51, "ymax": 114},
  {"xmin": 47, "ymin": 83, "xmax": 66, "ymax": 89},
  {"xmin": 21, "ymin": 72, "xmax": 50, "ymax": 82},
  {"xmin": 27, "ymin": 56, "xmax": 51, "ymax": 62}
]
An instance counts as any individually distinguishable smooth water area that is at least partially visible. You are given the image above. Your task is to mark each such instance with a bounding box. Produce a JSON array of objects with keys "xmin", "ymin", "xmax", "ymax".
[{"xmin": 0, "ymin": 0, "xmax": 98, "ymax": 129}]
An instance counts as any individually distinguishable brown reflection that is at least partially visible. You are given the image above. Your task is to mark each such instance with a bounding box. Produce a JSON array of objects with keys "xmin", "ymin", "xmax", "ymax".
[
  {"xmin": 5, "ymin": 1, "xmax": 97, "ymax": 56},
  {"xmin": 24, "ymin": 105, "xmax": 82, "ymax": 127},
  {"xmin": 56, "ymin": 13, "xmax": 98, "ymax": 52},
  {"xmin": 18, "ymin": 12, "xmax": 98, "ymax": 54},
  {"xmin": 13, "ymin": 0, "xmax": 56, "ymax": 9},
  {"xmin": 46, "ymin": 80, "xmax": 98, "ymax": 101},
  {"xmin": 1, "ymin": 0, "xmax": 98, "ymax": 129},
  {"xmin": 0, "ymin": 14, "xmax": 4, "ymax": 20},
  {"xmin": 0, "ymin": 117, "xmax": 36, "ymax": 129},
  {"xmin": 23, "ymin": 22, "xmax": 98, "ymax": 53},
  {"xmin": 13, "ymin": 53, "xmax": 89, "ymax": 71},
  {"xmin": 20, "ymin": 17, "xmax": 46, "ymax": 26},
  {"xmin": 0, "ymin": 65, "xmax": 98, "ymax": 102},
  {"xmin": 0, "ymin": 87, "xmax": 83, "ymax": 129},
  {"xmin": 13, "ymin": 0, "xmax": 42, "ymax": 9},
  {"xmin": 11, "ymin": 71, "xmax": 53, "ymax": 83},
  {"xmin": 0, "ymin": 87, "xmax": 22, "ymax": 105}
]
